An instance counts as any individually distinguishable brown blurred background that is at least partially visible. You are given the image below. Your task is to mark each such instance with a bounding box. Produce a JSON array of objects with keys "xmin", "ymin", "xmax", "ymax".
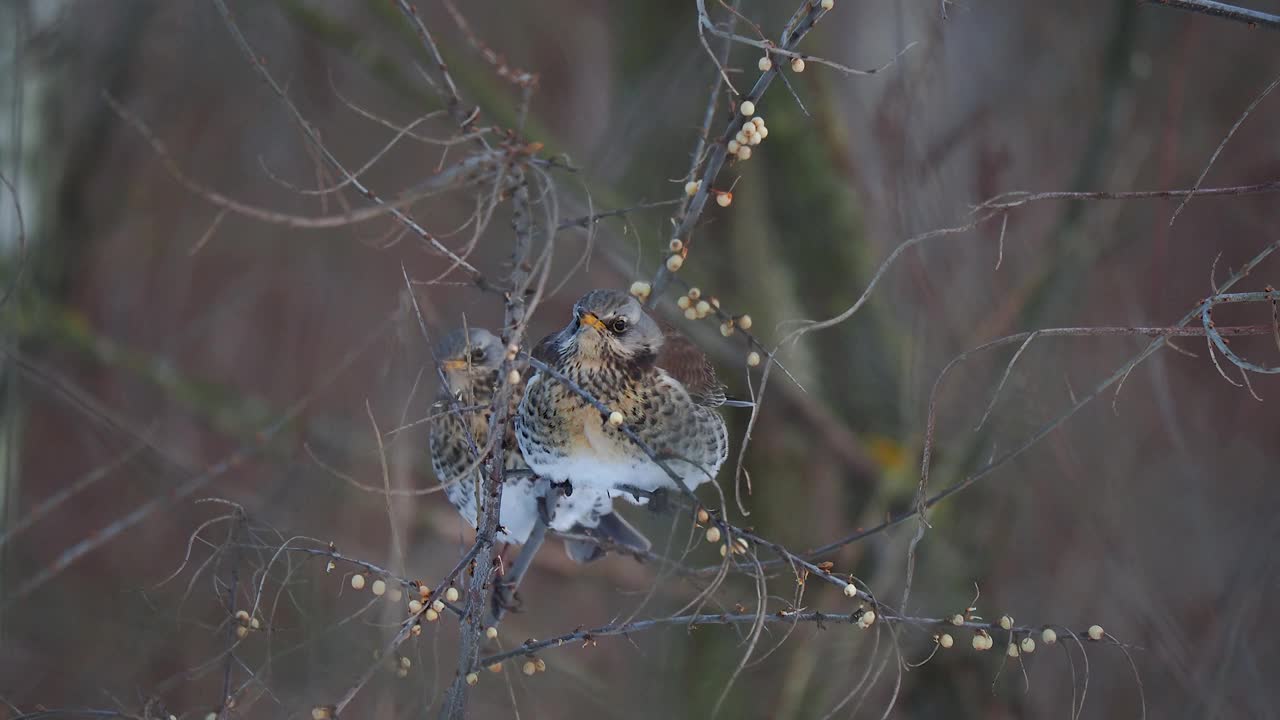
[{"xmin": 2, "ymin": 0, "xmax": 1279, "ymax": 717}]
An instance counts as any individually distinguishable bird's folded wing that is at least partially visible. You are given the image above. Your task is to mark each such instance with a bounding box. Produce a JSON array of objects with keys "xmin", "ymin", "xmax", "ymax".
[{"xmin": 656, "ymin": 332, "xmax": 728, "ymax": 407}]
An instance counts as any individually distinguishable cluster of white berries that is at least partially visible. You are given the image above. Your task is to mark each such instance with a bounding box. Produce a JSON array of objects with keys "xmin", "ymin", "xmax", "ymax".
[
  {"xmin": 232, "ymin": 609, "xmax": 262, "ymax": 640},
  {"xmin": 410, "ymin": 589, "xmax": 454, "ymax": 623},
  {"xmin": 727, "ymin": 112, "xmax": 768, "ymax": 162},
  {"xmin": 972, "ymin": 630, "xmax": 994, "ymax": 651},
  {"xmin": 629, "ymin": 280, "xmax": 652, "ymax": 301},
  {"xmin": 856, "ymin": 610, "xmax": 876, "ymax": 629},
  {"xmin": 391, "ymin": 654, "xmax": 412, "ymax": 678},
  {"xmin": 692, "ymin": 508, "xmax": 749, "ymax": 557},
  {"xmin": 720, "ymin": 536, "xmax": 750, "ymax": 557},
  {"xmin": 522, "ymin": 657, "xmax": 548, "ymax": 676},
  {"xmin": 349, "ymin": 573, "xmax": 404, "ymax": 603},
  {"xmin": 684, "ymin": 178, "xmax": 733, "ymax": 208},
  {"xmin": 944, "ymin": 609, "xmax": 1103, "ymax": 655},
  {"xmin": 666, "ymin": 238, "xmax": 688, "ymax": 272},
  {"xmin": 676, "ymin": 286, "xmax": 720, "ymax": 321},
  {"xmin": 758, "ymin": 46, "xmax": 817, "ymax": 74},
  {"xmin": 719, "ymin": 313, "xmax": 752, "ymax": 337}
]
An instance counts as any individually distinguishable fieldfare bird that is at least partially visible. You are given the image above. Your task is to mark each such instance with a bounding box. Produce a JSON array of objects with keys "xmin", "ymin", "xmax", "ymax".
[
  {"xmin": 516, "ymin": 290, "xmax": 730, "ymax": 506},
  {"xmin": 428, "ymin": 327, "xmax": 649, "ymax": 563}
]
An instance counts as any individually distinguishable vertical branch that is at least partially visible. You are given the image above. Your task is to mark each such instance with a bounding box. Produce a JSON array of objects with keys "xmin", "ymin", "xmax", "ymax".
[
  {"xmin": 648, "ymin": 1, "xmax": 830, "ymax": 302},
  {"xmin": 439, "ymin": 169, "xmax": 534, "ymax": 718}
]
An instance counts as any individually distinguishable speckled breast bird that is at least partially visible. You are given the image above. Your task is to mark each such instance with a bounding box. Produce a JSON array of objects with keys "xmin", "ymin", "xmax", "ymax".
[
  {"xmin": 428, "ymin": 327, "xmax": 649, "ymax": 562},
  {"xmin": 516, "ymin": 289, "xmax": 730, "ymax": 506}
]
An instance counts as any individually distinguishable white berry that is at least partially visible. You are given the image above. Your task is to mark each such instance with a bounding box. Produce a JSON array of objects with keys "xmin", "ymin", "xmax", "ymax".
[
  {"xmin": 1088, "ymin": 625, "xmax": 1104, "ymax": 641},
  {"xmin": 758, "ymin": 56, "xmax": 772, "ymax": 72},
  {"xmin": 821, "ymin": 0, "xmax": 834, "ymax": 9},
  {"xmin": 736, "ymin": 146, "xmax": 752, "ymax": 161},
  {"xmin": 790, "ymin": 57, "xmax": 805, "ymax": 73},
  {"xmin": 485, "ymin": 626, "xmax": 499, "ymax": 640},
  {"xmin": 1041, "ymin": 628, "xmax": 1058, "ymax": 645},
  {"xmin": 716, "ymin": 192, "xmax": 732, "ymax": 208},
  {"xmin": 629, "ymin": 281, "xmax": 651, "ymax": 300},
  {"xmin": 466, "ymin": 672, "xmax": 479, "ymax": 686},
  {"xmin": 608, "ymin": 411, "xmax": 624, "ymax": 426},
  {"xmin": 705, "ymin": 526, "xmax": 722, "ymax": 543},
  {"xmin": 999, "ymin": 615, "xmax": 1013, "ymax": 630},
  {"xmin": 371, "ymin": 579, "xmax": 386, "ymax": 596},
  {"xmin": 843, "ymin": 583, "xmax": 858, "ymax": 598},
  {"xmin": 351, "ymin": 574, "xmax": 366, "ymax": 591},
  {"xmin": 685, "ymin": 180, "xmax": 700, "ymax": 196},
  {"xmin": 737, "ymin": 314, "xmax": 753, "ymax": 330},
  {"xmin": 667, "ymin": 254, "xmax": 684, "ymax": 271},
  {"xmin": 939, "ymin": 633, "xmax": 954, "ymax": 648},
  {"xmin": 746, "ymin": 351, "xmax": 761, "ymax": 367},
  {"xmin": 1020, "ymin": 637, "xmax": 1035, "ymax": 653},
  {"xmin": 740, "ymin": 100, "xmax": 756, "ymax": 116}
]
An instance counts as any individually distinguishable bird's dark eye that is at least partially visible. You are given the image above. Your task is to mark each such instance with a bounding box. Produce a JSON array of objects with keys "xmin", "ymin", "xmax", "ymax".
[
  {"xmin": 609, "ymin": 317, "xmax": 629, "ymax": 334},
  {"xmin": 469, "ymin": 348, "xmax": 485, "ymax": 363}
]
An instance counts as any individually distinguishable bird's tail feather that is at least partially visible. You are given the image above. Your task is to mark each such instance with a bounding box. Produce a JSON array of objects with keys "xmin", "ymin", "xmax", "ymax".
[{"xmin": 562, "ymin": 512, "xmax": 652, "ymax": 564}]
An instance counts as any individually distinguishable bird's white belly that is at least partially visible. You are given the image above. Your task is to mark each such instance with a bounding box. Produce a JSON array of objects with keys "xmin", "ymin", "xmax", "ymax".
[{"xmin": 540, "ymin": 454, "xmax": 669, "ymax": 494}]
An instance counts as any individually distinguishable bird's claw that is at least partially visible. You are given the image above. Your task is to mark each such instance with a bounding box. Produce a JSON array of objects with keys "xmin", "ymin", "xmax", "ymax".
[{"xmin": 489, "ymin": 581, "xmax": 522, "ymax": 619}]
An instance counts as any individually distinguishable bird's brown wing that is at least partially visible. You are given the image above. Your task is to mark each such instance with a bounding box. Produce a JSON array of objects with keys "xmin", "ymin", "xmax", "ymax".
[{"xmin": 654, "ymin": 324, "xmax": 727, "ymax": 408}]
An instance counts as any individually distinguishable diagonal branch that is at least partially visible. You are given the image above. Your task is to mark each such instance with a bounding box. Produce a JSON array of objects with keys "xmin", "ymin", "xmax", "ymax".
[{"xmin": 1147, "ymin": 0, "xmax": 1280, "ymax": 30}]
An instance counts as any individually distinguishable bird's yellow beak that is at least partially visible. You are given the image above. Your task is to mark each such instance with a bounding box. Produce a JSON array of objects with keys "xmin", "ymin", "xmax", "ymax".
[
  {"xmin": 579, "ymin": 312, "xmax": 607, "ymax": 333},
  {"xmin": 442, "ymin": 359, "xmax": 468, "ymax": 371}
]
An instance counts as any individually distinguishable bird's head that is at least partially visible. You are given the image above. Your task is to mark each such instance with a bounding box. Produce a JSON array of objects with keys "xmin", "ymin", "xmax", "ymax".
[
  {"xmin": 436, "ymin": 326, "xmax": 503, "ymax": 397},
  {"xmin": 558, "ymin": 289, "xmax": 663, "ymax": 366}
]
